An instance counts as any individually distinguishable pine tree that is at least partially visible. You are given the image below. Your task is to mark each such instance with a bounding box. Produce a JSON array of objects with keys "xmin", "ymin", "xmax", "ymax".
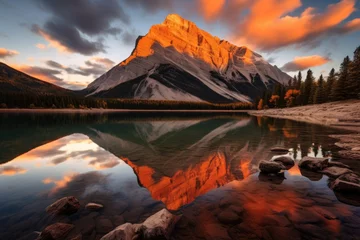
[
  {"xmin": 309, "ymin": 80, "xmax": 317, "ymax": 104},
  {"xmin": 304, "ymin": 69, "xmax": 315, "ymax": 105},
  {"xmin": 332, "ymin": 56, "xmax": 351, "ymax": 101},
  {"xmin": 288, "ymin": 78, "xmax": 292, "ymax": 89},
  {"xmin": 297, "ymin": 71, "xmax": 302, "ymax": 90},
  {"xmin": 314, "ymin": 74, "xmax": 326, "ymax": 104},
  {"xmin": 326, "ymin": 68, "xmax": 337, "ymax": 102},
  {"xmin": 347, "ymin": 46, "xmax": 360, "ymax": 99},
  {"xmin": 293, "ymin": 75, "xmax": 298, "ymax": 89}
]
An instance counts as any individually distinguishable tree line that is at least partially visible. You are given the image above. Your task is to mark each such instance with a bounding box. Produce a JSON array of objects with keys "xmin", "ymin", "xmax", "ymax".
[
  {"xmin": 0, "ymin": 92, "xmax": 253, "ymax": 110},
  {"xmin": 256, "ymin": 45, "xmax": 360, "ymax": 109}
]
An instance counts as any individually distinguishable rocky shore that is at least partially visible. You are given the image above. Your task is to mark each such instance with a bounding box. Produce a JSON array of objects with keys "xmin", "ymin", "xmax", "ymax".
[{"xmin": 249, "ymin": 100, "xmax": 360, "ymax": 161}]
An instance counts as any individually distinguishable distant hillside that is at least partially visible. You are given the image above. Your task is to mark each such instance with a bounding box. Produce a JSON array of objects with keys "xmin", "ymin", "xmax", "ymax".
[{"xmin": 0, "ymin": 62, "xmax": 73, "ymax": 95}]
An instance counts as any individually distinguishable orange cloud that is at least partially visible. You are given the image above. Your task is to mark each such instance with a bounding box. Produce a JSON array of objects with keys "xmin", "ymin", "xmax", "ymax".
[
  {"xmin": 233, "ymin": 0, "xmax": 357, "ymax": 50},
  {"xmin": 341, "ymin": 18, "xmax": 360, "ymax": 33},
  {"xmin": 199, "ymin": 0, "xmax": 226, "ymax": 21},
  {"xmin": 0, "ymin": 48, "xmax": 19, "ymax": 58},
  {"xmin": 11, "ymin": 64, "xmax": 63, "ymax": 84},
  {"xmin": 35, "ymin": 28, "xmax": 70, "ymax": 53},
  {"xmin": 42, "ymin": 173, "xmax": 78, "ymax": 195},
  {"xmin": 36, "ymin": 43, "xmax": 47, "ymax": 49},
  {"xmin": 0, "ymin": 166, "xmax": 27, "ymax": 176},
  {"xmin": 281, "ymin": 55, "xmax": 331, "ymax": 72}
]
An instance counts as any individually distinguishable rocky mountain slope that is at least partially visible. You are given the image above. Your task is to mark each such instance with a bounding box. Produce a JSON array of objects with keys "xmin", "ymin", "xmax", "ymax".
[
  {"xmin": 86, "ymin": 14, "xmax": 290, "ymax": 103},
  {"xmin": 0, "ymin": 62, "xmax": 72, "ymax": 95}
]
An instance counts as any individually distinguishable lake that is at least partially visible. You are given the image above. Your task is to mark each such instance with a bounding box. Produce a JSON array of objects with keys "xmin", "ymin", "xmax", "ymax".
[{"xmin": 0, "ymin": 112, "xmax": 359, "ymax": 240}]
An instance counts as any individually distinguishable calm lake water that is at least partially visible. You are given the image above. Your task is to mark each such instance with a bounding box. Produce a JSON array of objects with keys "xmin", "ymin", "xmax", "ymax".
[{"xmin": 0, "ymin": 112, "xmax": 359, "ymax": 240}]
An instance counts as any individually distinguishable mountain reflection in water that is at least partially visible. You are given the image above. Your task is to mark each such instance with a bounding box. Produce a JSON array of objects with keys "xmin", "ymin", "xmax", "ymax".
[{"xmin": 0, "ymin": 112, "xmax": 359, "ymax": 240}]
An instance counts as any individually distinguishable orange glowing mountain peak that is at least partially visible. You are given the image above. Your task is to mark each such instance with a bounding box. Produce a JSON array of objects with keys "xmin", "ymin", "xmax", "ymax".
[{"xmin": 121, "ymin": 14, "xmax": 263, "ymax": 69}]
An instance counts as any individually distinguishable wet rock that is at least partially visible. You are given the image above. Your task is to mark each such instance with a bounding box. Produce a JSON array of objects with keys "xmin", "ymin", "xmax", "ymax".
[
  {"xmin": 331, "ymin": 179, "xmax": 360, "ymax": 193},
  {"xmin": 96, "ymin": 217, "xmax": 114, "ymax": 234},
  {"xmin": 101, "ymin": 209, "xmax": 179, "ymax": 240},
  {"xmin": 271, "ymin": 147, "xmax": 289, "ymax": 152},
  {"xmin": 334, "ymin": 191, "xmax": 360, "ymax": 206},
  {"xmin": 203, "ymin": 223, "xmax": 231, "ymax": 240},
  {"xmin": 265, "ymin": 226, "xmax": 301, "ymax": 240},
  {"xmin": 73, "ymin": 214, "xmax": 96, "ymax": 235},
  {"xmin": 46, "ymin": 196, "xmax": 80, "ymax": 215},
  {"xmin": 259, "ymin": 160, "xmax": 286, "ymax": 173},
  {"xmin": 338, "ymin": 173, "xmax": 360, "ymax": 184},
  {"xmin": 217, "ymin": 209, "xmax": 241, "ymax": 224},
  {"xmin": 258, "ymin": 172, "xmax": 285, "ymax": 184},
  {"xmin": 37, "ymin": 223, "xmax": 74, "ymax": 240},
  {"xmin": 86, "ymin": 203, "xmax": 104, "ymax": 211},
  {"xmin": 328, "ymin": 161, "xmax": 350, "ymax": 169},
  {"xmin": 140, "ymin": 209, "xmax": 181, "ymax": 239},
  {"xmin": 299, "ymin": 168, "xmax": 323, "ymax": 181},
  {"xmin": 298, "ymin": 157, "xmax": 329, "ymax": 171},
  {"xmin": 273, "ymin": 156, "xmax": 294, "ymax": 166},
  {"xmin": 261, "ymin": 215, "xmax": 291, "ymax": 227},
  {"xmin": 321, "ymin": 166, "xmax": 352, "ymax": 178},
  {"xmin": 100, "ymin": 223, "xmax": 137, "ymax": 240},
  {"xmin": 313, "ymin": 206, "xmax": 338, "ymax": 220}
]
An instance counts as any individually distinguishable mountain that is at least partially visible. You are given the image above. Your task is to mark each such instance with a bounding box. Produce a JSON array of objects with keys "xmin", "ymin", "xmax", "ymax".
[
  {"xmin": 0, "ymin": 62, "xmax": 72, "ymax": 95},
  {"xmin": 86, "ymin": 14, "xmax": 290, "ymax": 103}
]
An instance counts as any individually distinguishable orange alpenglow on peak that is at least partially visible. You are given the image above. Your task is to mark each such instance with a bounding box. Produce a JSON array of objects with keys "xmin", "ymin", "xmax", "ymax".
[{"xmin": 121, "ymin": 14, "xmax": 262, "ymax": 69}]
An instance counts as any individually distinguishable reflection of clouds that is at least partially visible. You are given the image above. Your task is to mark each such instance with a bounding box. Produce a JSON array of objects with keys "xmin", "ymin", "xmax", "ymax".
[
  {"xmin": 42, "ymin": 172, "xmax": 78, "ymax": 195},
  {"xmin": 0, "ymin": 166, "xmax": 27, "ymax": 176},
  {"xmin": 7, "ymin": 133, "xmax": 122, "ymax": 171}
]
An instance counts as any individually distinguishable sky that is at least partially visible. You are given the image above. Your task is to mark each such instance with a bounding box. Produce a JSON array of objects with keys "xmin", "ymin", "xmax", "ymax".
[{"xmin": 0, "ymin": 0, "xmax": 359, "ymax": 90}]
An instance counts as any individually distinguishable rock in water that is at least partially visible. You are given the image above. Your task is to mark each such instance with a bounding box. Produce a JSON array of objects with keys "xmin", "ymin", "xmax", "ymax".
[
  {"xmin": 46, "ymin": 196, "xmax": 80, "ymax": 215},
  {"xmin": 331, "ymin": 179, "xmax": 360, "ymax": 193},
  {"xmin": 273, "ymin": 156, "xmax": 294, "ymax": 166},
  {"xmin": 259, "ymin": 161, "xmax": 286, "ymax": 173},
  {"xmin": 298, "ymin": 157, "xmax": 329, "ymax": 171},
  {"xmin": 100, "ymin": 209, "xmax": 180, "ymax": 240},
  {"xmin": 86, "ymin": 203, "xmax": 104, "ymax": 210},
  {"xmin": 271, "ymin": 147, "xmax": 289, "ymax": 152},
  {"xmin": 321, "ymin": 166, "xmax": 352, "ymax": 178},
  {"xmin": 140, "ymin": 209, "xmax": 180, "ymax": 239},
  {"xmin": 37, "ymin": 223, "xmax": 74, "ymax": 240}
]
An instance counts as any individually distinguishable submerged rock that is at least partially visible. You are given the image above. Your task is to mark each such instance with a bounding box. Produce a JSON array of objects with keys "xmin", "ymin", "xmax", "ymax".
[
  {"xmin": 37, "ymin": 223, "xmax": 74, "ymax": 240},
  {"xmin": 46, "ymin": 196, "xmax": 80, "ymax": 215},
  {"xmin": 100, "ymin": 209, "xmax": 180, "ymax": 240},
  {"xmin": 298, "ymin": 157, "xmax": 329, "ymax": 171},
  {"xmin": 273, "ymin": 156, "xmax": 295, "ymax": 166},
  {"xmin": 259, "ymin": 160, "xmax": 286, "ymax": 173},
  {"xmin": 271, "ymin": 147, "xmax": 289, "ymax": 152},
  {"xmin": 86, "ymin": 203, "xmax": 104, "ymax": 211},
  {"xmin": 321, "ymin": 167, "xmax": 352, "ymax": 178}
]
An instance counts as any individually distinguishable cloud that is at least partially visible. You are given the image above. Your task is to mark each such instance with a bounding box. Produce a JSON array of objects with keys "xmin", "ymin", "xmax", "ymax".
[
  {"xmin": 31, "ymin": 22, "xmax": 106, "ymax": 56},
  {"xmin": 91, "ymin": 57, "xmax": 115, "ymax": 68},
  {"xmin": 199, "ymin": 0, "xmax": 226, "ymax": 21},
  {"xmin": 36, "ymin": 43, "xmax": 47, "ymax": 49},
  {"xmin": 233, "ymin": 0, "xmax": 358, "ymax": 51},
  {"xmin": 124, "ymin": 0, "xmax": 173, "ymax": 13},
  {"xmin": 281, "ymin": 55, "xmax": 331, "ymax": 72},
  {"xmin": 13, "ymin": 64, "xmax": 63, "ymax": 83},
  {"xmin": 31, "ymin": 0, "xmax": 129, "ymax": 55},
  {"xmin": 37, "ymin": 0, "xmax": 128, "ymax": 35},
  {"xmin": 0, "ymin": 166, "xmax": 27, "ymax": 176},
  {"xmin": 0, "ymin": 48, "xmax": 19, "ymax": 58},
  {"xmin": 339, "ymin": 18, "xmax": 360, "ymax": 33}
]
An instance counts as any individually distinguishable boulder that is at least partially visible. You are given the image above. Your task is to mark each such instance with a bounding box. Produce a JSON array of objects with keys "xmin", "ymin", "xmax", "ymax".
[
  {"xmin": 259, "ymin": 160, "xmax": 286, "ymax": 173},
  {"xmin": 37, "ymin": 223, "xmax": 74, "ymax": 240},
  {"xmin": 298, "ymin": 157, "xmax": 329, "ymax": 171},
  {"xmin": 100, "ymin": 223, "xmax": 137, "ymax": 240},
  {"xmin": 258, "ymin": 172, "xmax": 285, "ymax": 184},
  {"xmin": 46, "ymin": 196, "xmax": 80, "ymax": 215},
  {"xmin": 328, "ymin": 161, "xmax": 350, "ymax": 169},
  {"xmin": 86, "ymin": 203, "xmax": 104, "ymax": 211},
  {"xmin": 140, "ymin": 209, "xmax": 180, "ymax": 239},
  {"xmin": 273, "ymin": 156, "xmax": 294, "ymax": 166},
  {"xmin": 338, "ymin": 173, "xmax": 360, "ymax": 184},
  {"xmin": 321, "ymin": 167, "xmax": 352, "ymax": 178},
  {"xmin": 331, "ymin": 179, "xmax": 360, "ymax": 193},
  {"xmin": 100, "ymin": 209, "xmax": 180, "ymax": 240},
  {"xmin": 271, "ymin": 147, "xmax": 289, "ymax": 152}
]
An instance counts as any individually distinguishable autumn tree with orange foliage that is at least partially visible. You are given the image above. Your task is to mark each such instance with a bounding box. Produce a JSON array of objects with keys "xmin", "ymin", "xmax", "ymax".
[
  {"xmin": 269, "ymin": 95, "xmax": 280, "ymax": 108},
  {"xmin": 257, "ymin": 99, "xmax": 264, "ymax": 110},
  {"xmin": 284, "ymin": 89, "xmax": 300, "ymax": 107}
]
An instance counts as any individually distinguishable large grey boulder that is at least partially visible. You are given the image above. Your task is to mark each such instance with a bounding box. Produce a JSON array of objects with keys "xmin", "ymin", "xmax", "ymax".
[
  {"xmin": 100, "ymin": 209, "xmax": 180, "ymax": 240},
  {"xmin": 46, "ymin": 196, "xmax": 80, "ymax": 215},
  {"xmin": 37, "ymin": 223, "xmax": 74, "ymax": 240},
  {"xmin": 259, "ymin": 160, "xmax": 286, "ymax": 173},
  {"xmin": 298, "ymin": 157, "xmax": 329, "ymax": 171}
]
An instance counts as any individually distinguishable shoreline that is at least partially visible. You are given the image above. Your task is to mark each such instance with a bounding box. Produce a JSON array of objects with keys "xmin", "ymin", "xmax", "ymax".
[
  {"xmin": 0, "ymin": 108, "xmax": 250, "ymax": 113},
  {"xmin": 248, "ymin": 100, "xmax": 360, "ymax": 161}
]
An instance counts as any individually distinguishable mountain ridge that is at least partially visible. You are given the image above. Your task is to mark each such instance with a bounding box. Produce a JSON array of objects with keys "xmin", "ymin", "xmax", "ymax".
[{"xmin": 86, "ymin": 14, "xmax": 291, "ymax": 103}]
